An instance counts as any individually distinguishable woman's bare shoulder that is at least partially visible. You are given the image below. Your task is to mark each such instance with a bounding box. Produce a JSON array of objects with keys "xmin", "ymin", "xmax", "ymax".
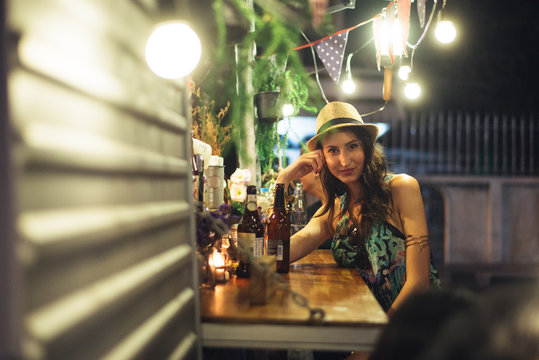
[{"xmin": 388, "ymin": 173, "xmax": 420, "ymax": 190}]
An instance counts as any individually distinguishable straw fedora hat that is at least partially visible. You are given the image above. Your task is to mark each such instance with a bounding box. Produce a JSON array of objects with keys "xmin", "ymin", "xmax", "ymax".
[{"xmin": 306, "ymin": 101, "xmax": 379, "ymax": 151}]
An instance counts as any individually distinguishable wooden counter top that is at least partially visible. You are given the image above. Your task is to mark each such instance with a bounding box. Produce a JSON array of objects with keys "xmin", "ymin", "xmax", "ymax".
[{"xmin": 200, "ymin": 250, "xmax": 388, "ymax": 351}]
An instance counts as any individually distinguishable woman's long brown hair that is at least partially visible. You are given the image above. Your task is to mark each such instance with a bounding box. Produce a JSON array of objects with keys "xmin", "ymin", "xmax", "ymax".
[{"xmin": 315, "ymin": 127, "xmax": 393, "ymax": 244}]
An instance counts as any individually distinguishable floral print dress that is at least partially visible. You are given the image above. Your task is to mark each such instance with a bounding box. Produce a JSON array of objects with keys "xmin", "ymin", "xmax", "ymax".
[{"xmin": 330, "ymin": 191, "xmax": 440, "ymax": 312}]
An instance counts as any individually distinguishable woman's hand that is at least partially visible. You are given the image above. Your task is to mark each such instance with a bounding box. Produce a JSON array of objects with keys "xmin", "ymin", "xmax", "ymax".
[{"xmin": 276, "ymin": 149, "xmax": 325, "ymax": 185}]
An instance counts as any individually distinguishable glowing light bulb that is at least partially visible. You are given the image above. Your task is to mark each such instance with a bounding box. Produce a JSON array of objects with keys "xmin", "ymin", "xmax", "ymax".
[
  {"xmin": 145, "ymin": 22, "xmax": 201, "ymax": 79},
  {"xmin": 282, "ymin": 103, "xmax": 294, "ymax": 117},
  {"xmin": 435, "ymin": 20, "xmax": 456, "ymax": 44},
  {"xmin": 398, "ymin": 65, "xmax": 411, "ymax": 81},
  {"xmin": 404, "ymin": 82, "xmax": 421, "ymax": 100},
  {"xmin": 341, "ymin": 78, "xmax": 356, "ymax": 94}
]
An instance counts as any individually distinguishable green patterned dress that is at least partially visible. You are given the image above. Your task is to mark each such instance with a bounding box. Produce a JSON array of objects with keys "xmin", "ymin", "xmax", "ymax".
[{"xmin": 330, "ymin": 192, "xmax": 440, "ymax": 312}]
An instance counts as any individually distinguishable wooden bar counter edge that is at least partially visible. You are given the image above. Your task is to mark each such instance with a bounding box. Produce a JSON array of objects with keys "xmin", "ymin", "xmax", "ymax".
[{"xmin": 200, "ymin": 250, "xmax": 388, "ymax": 351}]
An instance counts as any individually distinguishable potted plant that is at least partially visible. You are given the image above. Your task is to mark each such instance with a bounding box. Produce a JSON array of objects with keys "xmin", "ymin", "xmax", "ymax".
[{"xmin": 253, "ymin": 54, "xmax": 286, "ymax": 123}]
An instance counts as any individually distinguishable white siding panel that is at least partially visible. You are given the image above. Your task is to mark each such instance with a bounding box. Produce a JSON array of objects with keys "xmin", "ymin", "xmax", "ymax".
[{"xmin": 3, "ymin": 0, "xmax": 202, "ymax": 359}]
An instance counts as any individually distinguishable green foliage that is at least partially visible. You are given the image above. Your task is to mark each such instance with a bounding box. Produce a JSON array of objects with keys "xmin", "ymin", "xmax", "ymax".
[
  {"xmin": 255, "ymin": 120, "xmax": 278, "ymax": 174},
  {"xmin": 204, "ymin": 0, "xmax": 327, "ymax": 170}
]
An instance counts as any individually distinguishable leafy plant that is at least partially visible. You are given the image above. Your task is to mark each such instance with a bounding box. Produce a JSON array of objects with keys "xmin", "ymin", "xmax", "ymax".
[
  {"xmin": 190, "ymin": 81, "xmax": 232, "ymax": 156},
  {"xmin": 255, "ymin": 120, "xmax": 278, "ymax": 174},
  {"xmin": 198, "ymin": 0, "xmax": 328, "ymax": 170}
]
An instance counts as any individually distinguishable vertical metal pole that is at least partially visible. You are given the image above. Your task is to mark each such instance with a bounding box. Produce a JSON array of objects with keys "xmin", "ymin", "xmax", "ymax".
[
  {"xmin": 511, "ymin": 114, "xmax": 517, "ymax": 175},
  {"xmin": 411, "ymin": 111, "xmax": 418, "ymax": 173},
  {"xmin": 474, "ymin": 112, "xmax": 480, "ymax": 175},
  {"xmin": 484, "ymin": 113, "xmax": 490, "ymax": 175},
  {"xmin": 464, "ymin": 112, "xmax": 471, "ymax": 175},
  {"xmin": 437, "ymin": 111, "xmax": 444, "ymax": 174},
  {"xmin": 235, "ymin": 0, "xmax": 257, "ymax": 185},
  {"xmin": 502, "ymin": 114, "xmax": 508, "ymax": 174},
  {"xmin": 455, "ymin": 112, "xmax": 462, "ymax": 174},
  {"xmin": 493, "ymin": 113, "xmax": 499, "ymax": 174},
  {"xmin": 428, "ymin": 110, "xmax": 435, "ymax": 174},
  {"xmin": 390, "ymin": 114, "xmax": 398, "ymax": 169},
  {"xmin": 530, "ymin": 113, "xmax": 535, "ymax": 175},
  {"xmin": 447, "ymin": 111, "xmax": 454, "ymax": 174},
  {"xmin": 520, "ymin": 114, "xmax": 526, "ymax": 175},
  {"xmin": 400, "ymin": 113, "xmax": 408, "ymax": 172},
  {"xmin": 418, "ymin": 111, "xmax": 426, "ymax": 173}
]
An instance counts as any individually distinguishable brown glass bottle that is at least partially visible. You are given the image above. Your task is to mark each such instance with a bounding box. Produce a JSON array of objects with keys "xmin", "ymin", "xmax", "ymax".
[
  {"xmin": 266, "ymin": 183, "xmax": 290, "ymax": 273},
  {"xmin": 236, "ymin": 185, "xmax": 264, "ymax": 278}
]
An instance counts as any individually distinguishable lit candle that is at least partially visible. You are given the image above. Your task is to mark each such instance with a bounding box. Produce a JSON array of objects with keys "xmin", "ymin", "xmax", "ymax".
[{"xmin": 209, "ymin": 251, "xmax": 227, "ymax": 282}]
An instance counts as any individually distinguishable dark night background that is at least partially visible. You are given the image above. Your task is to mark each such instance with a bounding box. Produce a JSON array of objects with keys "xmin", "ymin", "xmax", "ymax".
[{"xmin": 342, "ymin": 0, "xmax": 539, "ymax": 112}]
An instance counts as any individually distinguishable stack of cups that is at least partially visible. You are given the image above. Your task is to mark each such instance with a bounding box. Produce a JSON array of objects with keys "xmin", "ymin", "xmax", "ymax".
[{"xmin": 206, "ymin": 155, "xmax": 225, "ymax": 211}]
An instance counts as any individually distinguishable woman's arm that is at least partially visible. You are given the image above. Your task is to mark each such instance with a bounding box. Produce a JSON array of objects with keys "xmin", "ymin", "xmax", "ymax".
[
  {"xmin": 387, "ymin": 174, "xmax": 432, "ymax": 316},
  {"xmin": 276, "ymin": 149, "xmax": 329, "ymax": 262},
  {"xmin": 290, "ymin": 207, "xmax": 334, "ymax": 262}
]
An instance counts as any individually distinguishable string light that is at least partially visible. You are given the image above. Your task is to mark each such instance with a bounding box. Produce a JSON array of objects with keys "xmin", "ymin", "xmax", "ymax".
[
  {"xmin": 435, "ymin": 20, "xmax": 456, "ymax": 44},
  {"xmin": 373, "ymin": 3, "xmax": 407, "ymax": 101},
  {"xmin": 404, "ymin": 81, "xmax": 421, "ymax": 100},
  {"xmin": 341, "ymin": 52, "xmax": 357, "ymax": 94},
  {"xmin": 435, "ymin": 0, "xmax": 456, "ymax": 44},
  {"xmin": 398, "ymin": 65, "xmax": 411, "ymax": 81},
  {"xmin": 282, "ymin": 103, "xmax": 294, "ymax": 117},
  {"xmin": 342, "ymin": 78, "xmax": 356, "ymax": 94},
  {"xmin": 296, "ymin": 0, "xmax": 453, "ymax": 107},
  {"xmin": 145, "ymin": 22, "xmax": 201, "ymax": 79}
]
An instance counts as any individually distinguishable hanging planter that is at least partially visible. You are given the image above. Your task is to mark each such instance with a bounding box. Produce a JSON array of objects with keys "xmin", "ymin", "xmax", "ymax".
[{"xmin": 255, "ymin": 91, "xmax": 282, "ymax": 123}]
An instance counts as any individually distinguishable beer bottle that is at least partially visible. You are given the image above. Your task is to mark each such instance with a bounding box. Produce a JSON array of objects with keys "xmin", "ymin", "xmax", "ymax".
[
  {"xmin": 236, "ymin": 185, "xmax": 264, "ymax": 278},
  {"xmin": 266, "ymin": 183, "xmax": 290, "ymax": 273}
]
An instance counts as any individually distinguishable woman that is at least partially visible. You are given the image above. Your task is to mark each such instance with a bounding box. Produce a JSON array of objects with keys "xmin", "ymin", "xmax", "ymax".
[{"xmin": 277, "ymin": 101, "xmax": 440, "ymax": 316}]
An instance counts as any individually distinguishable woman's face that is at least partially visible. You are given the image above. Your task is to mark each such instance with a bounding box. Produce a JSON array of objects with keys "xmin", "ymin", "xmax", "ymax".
[{"xmin": 321, "ymin": 131, "xmax": 365, "ymax": 185}]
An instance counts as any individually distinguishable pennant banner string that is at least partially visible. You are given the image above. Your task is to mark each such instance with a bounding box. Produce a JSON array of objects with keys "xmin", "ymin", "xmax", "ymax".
[
  {"xmin": 294, "ymin": 0, "xmax": 396, "ymax": 51},
  {"xmin": 301, "ymin": 31, "xmax": 329, "ymax": 104},
  {"xmin": 294, "ymin": 18, "xmax": 374, "ymax": 51},
  {"xmin": 315, "ymin": 31, "xmax": 348, "ymax": 82}
]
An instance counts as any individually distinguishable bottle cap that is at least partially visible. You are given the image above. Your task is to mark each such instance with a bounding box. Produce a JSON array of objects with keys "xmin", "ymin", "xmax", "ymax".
[
  {"xmin": 193, "ymin": 154, "xmax": 204, "ymax": 174},
  {"xmin": 209, "ymin": 155, "xmax": 224, "ymax": 166}
]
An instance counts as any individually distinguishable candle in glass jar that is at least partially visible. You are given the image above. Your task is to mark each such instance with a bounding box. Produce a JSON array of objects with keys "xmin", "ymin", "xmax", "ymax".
[{"xmin": 209, "ymin": 251, "xmax": 227, "ymax": 282}]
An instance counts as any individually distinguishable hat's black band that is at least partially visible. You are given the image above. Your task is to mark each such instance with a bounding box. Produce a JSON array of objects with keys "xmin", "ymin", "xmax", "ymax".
[{"xmin": 317, "ymin": 117, "xmax": 363, "ymax": 135}]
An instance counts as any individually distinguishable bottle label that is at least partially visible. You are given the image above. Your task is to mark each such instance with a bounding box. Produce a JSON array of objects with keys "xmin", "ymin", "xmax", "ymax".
[
  {"xmin": 246, "ymin": 194, "xmax": 257, "ymax": 211},
  {"xmin": 237, "ymin": 232, "xmax": 255, "ymax": 262},
  {"xmin": 254, "ymin": 237, "xmax": 264, "ymax": 258},
  {"xmin": 246, "ymin": 201, "xmax": 257, "ymax": 211},
  {"xmin": 267, "ymin": 239, "xmax": 283, "ymax": 260}
]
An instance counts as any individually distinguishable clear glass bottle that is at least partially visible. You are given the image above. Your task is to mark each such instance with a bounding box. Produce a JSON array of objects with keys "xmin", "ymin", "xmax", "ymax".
[
  {"xmin": 236, "ymin": 185, "xmax": 264, "ymax": 278},
  {"xmin": 291, "ymin": 182, "xmax": 307, "ymax": 235},
  {"xmin": 266, "ymin": 183, "xmax": 290, "ymax": 273}
]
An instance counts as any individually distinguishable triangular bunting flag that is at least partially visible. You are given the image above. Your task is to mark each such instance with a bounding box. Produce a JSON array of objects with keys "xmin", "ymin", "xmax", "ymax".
[
  {"xmin": 315, "ymin": 31, "xmax": 349, "ymax": 83},
  {"xmin": 417, "ymin": 0, "xmax": 426, "ymax": 28}
]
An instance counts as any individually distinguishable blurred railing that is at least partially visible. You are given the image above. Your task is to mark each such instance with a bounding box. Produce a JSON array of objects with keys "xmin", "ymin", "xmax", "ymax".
[{"xmin": 379, "ymin": 111, "xmax": 538, "ymax": 176}]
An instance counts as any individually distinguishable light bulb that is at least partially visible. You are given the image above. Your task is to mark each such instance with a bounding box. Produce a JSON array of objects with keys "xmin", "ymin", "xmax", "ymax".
[
  {"xmin": 341, "ymin": 78, "xmax": 356, "ymax": 94},
  {"xmin": 404, "ymin": 82, "xmax": 421, "ymax": 100},
  {"xmin": 145, "ymin": 22, "xmax": 201, "ymax": 79},
  {"xmin": 282, "ymin": 103, "xmax": 294, "ymax": 117},
  {"xmin": 435, "ymin": 20, "xmax": 456, "ymax": 44},
  {"xmin": 398, "ymin": 65, "xmax": 411, "ymax": 81}
]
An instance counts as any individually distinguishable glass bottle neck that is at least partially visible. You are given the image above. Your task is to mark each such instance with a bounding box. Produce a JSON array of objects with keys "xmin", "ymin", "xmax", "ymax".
[
  {"xmin": 273, "ymin": 185, "xmax": 285, "ymax": 209},
  {"xmin": 245, "ymin": 193, "xmax": 258, "ymax": 212}
]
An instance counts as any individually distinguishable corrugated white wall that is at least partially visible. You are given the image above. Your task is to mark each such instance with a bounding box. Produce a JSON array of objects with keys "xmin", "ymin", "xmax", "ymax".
[{"xmin": 1, "ymin": 0, "xmax": 201, "ymax": 359}]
